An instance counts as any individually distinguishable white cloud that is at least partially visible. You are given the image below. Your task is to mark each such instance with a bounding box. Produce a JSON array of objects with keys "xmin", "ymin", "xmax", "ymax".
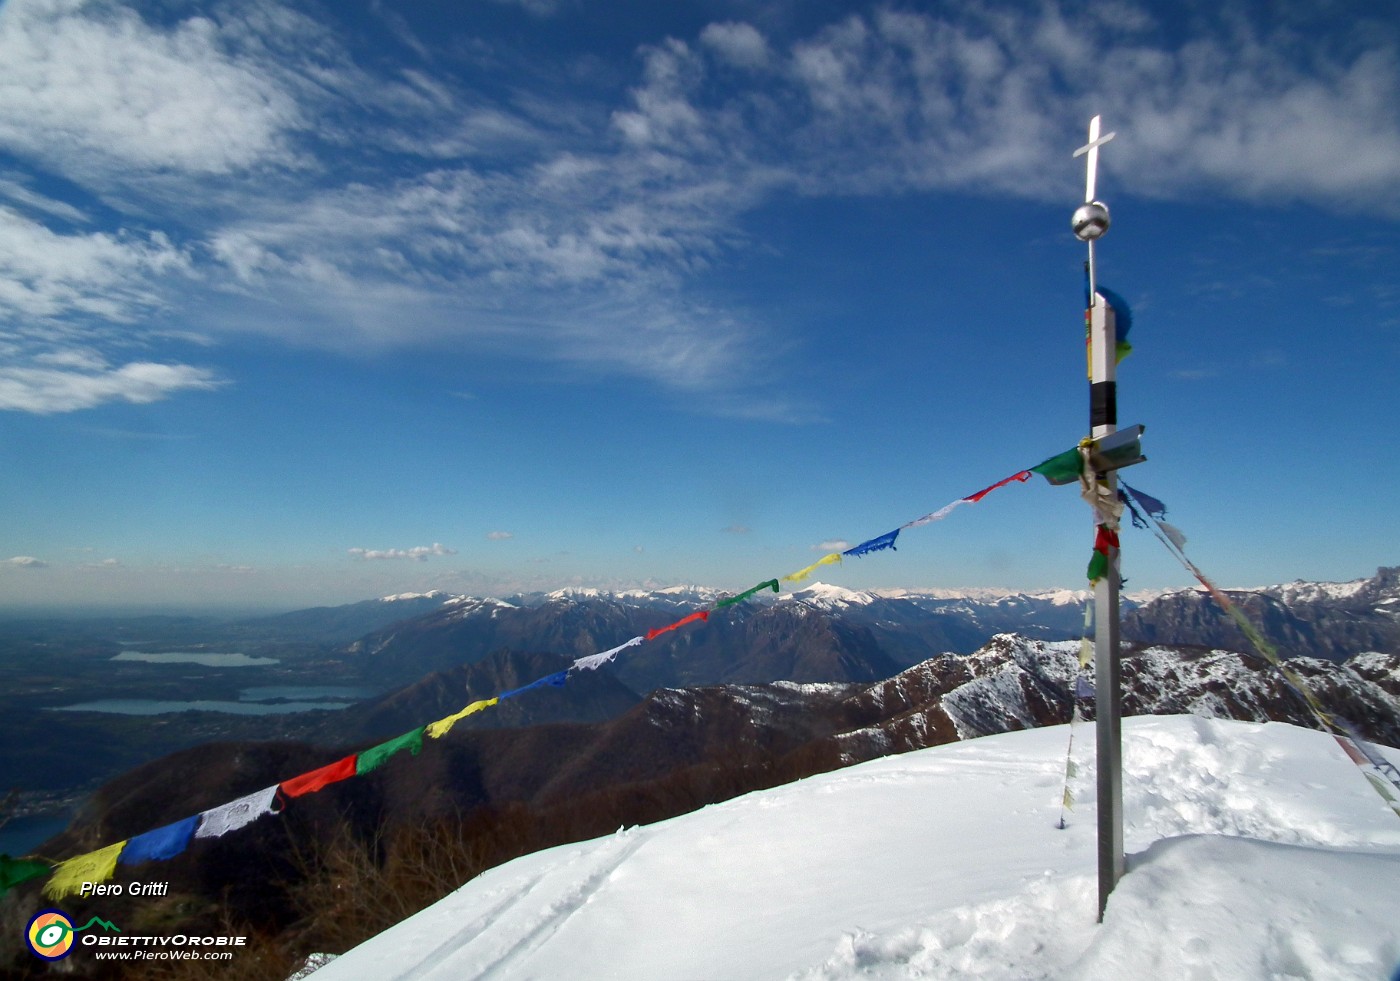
[
  {"xmin": 0, "ymin": 0, "xmax": 307, "ymax": 177},
  {"xmin": 348, "ymin": 543, "xmax": 458, "ymax": 561},
  {"xmin": 0, "ymin": 358, "xmax": 222, "ymax": 413},
  {"xmin": 0, "ymin": 209, "xmax": 190, "ymax": 322},
  {"xmin": 486, "ymin": 531, "xmax": 514, "ymax": 541},
  {"xmin": 700, "ymin": 22, "xmax": 772, "ymax": 70},
  {"xmin": 815, "ymin": 539, "xmax": 850, "ymax": 552},
  {"xmin": 609, "ymin": 6, "xmax": 1400, "ymax": 211},
  {"xmin": 5, "ymin": 555, "xmax": 47, "ymax": 568}
]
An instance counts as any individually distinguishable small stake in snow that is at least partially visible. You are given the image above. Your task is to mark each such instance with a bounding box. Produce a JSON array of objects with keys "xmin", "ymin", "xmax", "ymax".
[{"xmin": 1073, "ymin": 114, "xmax": 1125, "ymax": 923}]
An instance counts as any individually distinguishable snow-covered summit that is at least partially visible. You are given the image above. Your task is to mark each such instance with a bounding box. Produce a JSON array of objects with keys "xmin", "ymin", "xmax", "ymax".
[
  {"xmin": 379, "ymin": 590, "xmax": 454, "ymax": 602},
  {"xmin": 541, "ymin": 585, "xmax": 724, "ymax": 607},
  {"xmin": 784, "ymin": 581, "xmax": 878, "ymax": 608},
  {"xmin": 1264, "ymin": 576, "xmax": 1374, "ymax": 605},
  {"xmin": 305, "ymin": 716, "xmax": 1400, "ymax": 981}
]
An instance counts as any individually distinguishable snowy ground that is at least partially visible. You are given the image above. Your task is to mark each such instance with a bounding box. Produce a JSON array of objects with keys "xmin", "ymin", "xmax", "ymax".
[{"xmin": 306, "ymin": 716, "xmax": 1400, "ymax": 980}]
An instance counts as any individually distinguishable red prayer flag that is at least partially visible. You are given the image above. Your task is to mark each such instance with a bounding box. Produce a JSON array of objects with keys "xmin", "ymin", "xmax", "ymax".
[
  {"xmin": 646, "ymin": 609, "xmax": 709, "ymax": 641},
  {"xmin": 963, "ymin": 471, "xmax": 1032, "ymax": 504},
  {"xmin": 280, "ymin": 755, "xmax": 358, "ymax": 798},
  {"xmin": 1093, "ymin": 525, "xmax": 1120, "ymax": 553}
]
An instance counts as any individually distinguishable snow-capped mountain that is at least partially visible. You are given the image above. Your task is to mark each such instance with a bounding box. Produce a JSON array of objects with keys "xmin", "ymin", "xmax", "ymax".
[
  {"xmin": 1125, "ymin": 566, "xmax": 1400, "ymax": 662},
  {"xmin": 303, "ymin": 716, "xmax": 1400, "ymax": 981},
  {"xmin": 341, "ymin": 582, "xmax": 1112, "ymax": 689}
]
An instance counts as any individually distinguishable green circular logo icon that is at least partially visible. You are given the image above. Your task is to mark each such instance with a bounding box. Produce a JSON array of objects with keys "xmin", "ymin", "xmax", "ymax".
[{"xmin": 26, "ymin": 909, "xmax": 75, "ymax": 961}]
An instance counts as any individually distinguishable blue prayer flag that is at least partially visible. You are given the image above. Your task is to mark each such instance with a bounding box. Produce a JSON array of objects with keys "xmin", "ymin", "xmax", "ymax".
[
  {"xmin": 499, "ymin": 670, "xmax": 569, "ymax": 701},
  {"xmin": 844, "ymin": 529, "xmax": 899, "ymax": 557},
  {"xmin": 119, "ymin": 815, "xmax": 200, "ymax": 866}
]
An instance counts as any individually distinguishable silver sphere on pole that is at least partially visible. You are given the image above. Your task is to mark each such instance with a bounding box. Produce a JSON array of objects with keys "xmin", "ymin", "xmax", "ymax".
[{"xmin": 1072, "ymin": 200, "xmax": 1111, "ymax": 241}]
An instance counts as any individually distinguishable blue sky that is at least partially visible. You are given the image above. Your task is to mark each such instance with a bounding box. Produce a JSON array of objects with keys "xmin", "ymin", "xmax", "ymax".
[{"xmin": 0, "ymin": 0, "xmax": 1397, "ymax": 612}]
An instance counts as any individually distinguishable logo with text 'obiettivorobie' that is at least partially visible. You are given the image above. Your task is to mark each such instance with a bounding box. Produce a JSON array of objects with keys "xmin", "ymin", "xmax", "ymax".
[{"xmin": 25, "ymin": 909, "xmax": 120, "ymax": 961}]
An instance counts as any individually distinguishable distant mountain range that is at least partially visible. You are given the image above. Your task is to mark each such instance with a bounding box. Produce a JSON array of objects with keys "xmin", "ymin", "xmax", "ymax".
[
  {"xmin": 335, "ymin": 567, "xmax": 1400, "ymax": 694},
  {"xmin": 1124, "ymin": 566, "xmax": 1400, "ymax": 663},
  {"xmin": 340, "ymin": 582, "xmax": 1104, "ymax": 691}
]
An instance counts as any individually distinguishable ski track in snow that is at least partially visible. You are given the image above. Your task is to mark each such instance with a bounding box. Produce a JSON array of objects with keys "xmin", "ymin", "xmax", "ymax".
[{"xmin": 470, "ymin": 830, "xmax": 649, "ymax": 981}]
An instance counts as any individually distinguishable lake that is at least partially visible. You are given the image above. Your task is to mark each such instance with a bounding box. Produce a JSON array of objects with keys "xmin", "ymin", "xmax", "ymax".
[
  {"xmin": 112, "ymin": 651, "xmax": 280, "ymax": 667},
  {"xmin": 49, "ymin": 698, "xmax": 359, "ymax": 716}
]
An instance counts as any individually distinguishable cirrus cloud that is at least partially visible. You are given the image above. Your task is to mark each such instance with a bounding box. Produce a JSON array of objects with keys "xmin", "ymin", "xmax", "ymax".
[{"xmin": 2, "ymin": 0, "xmax": 1397, "ymax": 422}]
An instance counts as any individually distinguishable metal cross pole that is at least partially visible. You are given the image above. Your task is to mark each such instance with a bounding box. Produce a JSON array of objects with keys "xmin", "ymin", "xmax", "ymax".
[{"xmin": 1072, "ymin": 114, "xmax": 1124, "ymax": 922}]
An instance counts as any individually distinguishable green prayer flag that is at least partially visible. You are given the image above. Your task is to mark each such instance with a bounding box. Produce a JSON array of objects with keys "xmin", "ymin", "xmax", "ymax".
[
  {"xmin": 356, "ymin": 727, "xmax": 425, "ymax": 776},
  {"xmin": 1087, "ymin": 550, "xmax": 1109, "ymax": 583},
  {"xmin": 0, "ymin": 854, "xmax": 51, "ymax": 895},
  {"xmin": 715, "ymin": 579, "xmax": 780, "ymax": 609},
  {"xmin": 1031, "ymin": 447, "xmax": 1083, "ymax": 486}
]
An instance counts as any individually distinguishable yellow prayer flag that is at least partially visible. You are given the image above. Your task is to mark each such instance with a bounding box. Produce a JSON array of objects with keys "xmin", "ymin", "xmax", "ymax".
[
  {"xmin": 426, "ymin": 698, "xmax": 498, "ymax": 740},
  {"xmin": 44, "ymin": 841, "xmax": 127, "ymax": 900},
  {"xmin": 781, "ymin": 552, "xmax": 842, "ymax": 584}
]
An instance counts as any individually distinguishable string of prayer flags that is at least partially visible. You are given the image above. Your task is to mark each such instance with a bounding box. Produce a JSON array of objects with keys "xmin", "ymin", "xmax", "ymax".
[
  {"xmin": 1118, "ymin": 481, "xmax": 1400, "ymax": 819},
  {"xmin": 1057, "ymin": 699, "xmax": 1085, "ymax": 829},
  {"xmin": 1121, "ymin": 481, "xmax": 1187, "ymax": 551},
  {"xmin": 1332, "ymin": 723, "xmax": 1400, "ymax": 818},
  {"xmin": 280, "ymin": 755, "xmax": 358, "ymax": 799},
  {"xmin": 964, "ymin": 471, "xmax": 1033, "ymax": 503},
  {"xmin": 844, "ymin": 529, "xmax": 898, "ymax": 557},
  {"xmin": 1031, "ymin": 447, "xmax": 1082, "ymax": 486},
  {"xmin": 782, "ymin": 552, "xmax": 842, "ymax": 583},
  {"xmin": 0, "ymin": 855, "xmax": 52, "ymax": 896},
  {"xmin": 1078, "ymin": 597, "xmax": 1094, "ymax": 668},
  {"xmin": 500, "ymin": 670, "xmax": 570, "ymax": 700},
  {"xmin": 22, "ymin": 449, "xmax": 1060, "ymax": 900},
  {"xmin": 903, "ymin": 470, "xmax": 1035, "ymax": 529},
  {"xmin": 356, "ymin": 727, "xmax": 425, "ymax": 776},
  {"xmin": 714, "ymin": 580, "xmax": 780, "ymax": 609},
  {"xmin": 44, "ymin": 841, "xmax": 126, "ymax": 900},
  {"xmin": 1087, "ymin": 525, "xmax": 1119, "ymax": 583},
  {"xmin": 646, "ymin": 610, "xmax": 709, "ymax": 641},
  {"xmin": 119, "ymin": 816, "xmax": 199, "ymax": 866},
  {"xmin": 1120, "ymin": 481, "xmax": 1166, "ymax": 523},
  {"xmin": 425, "ymin": 698, "xmax": 498, "ymax": 739},
  {"xmin": 195, "ymin": 785, "xmax": 279, "ymax": 840},
  {"xmin": 572, "ymin": 637, "xmax": 644, "ymax": 672}
]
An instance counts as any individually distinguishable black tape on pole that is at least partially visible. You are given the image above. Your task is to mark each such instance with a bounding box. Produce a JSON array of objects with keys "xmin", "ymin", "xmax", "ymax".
[{"xmin": 1090, "ymin": 381, "xmax": 1117, "ymax": 429}]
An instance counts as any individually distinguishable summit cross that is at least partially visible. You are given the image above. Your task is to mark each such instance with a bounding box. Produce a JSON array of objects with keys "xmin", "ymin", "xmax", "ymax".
[{"xmin": 1073, "ymin": 114, "xmax": 1116, "ymax": 203}]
